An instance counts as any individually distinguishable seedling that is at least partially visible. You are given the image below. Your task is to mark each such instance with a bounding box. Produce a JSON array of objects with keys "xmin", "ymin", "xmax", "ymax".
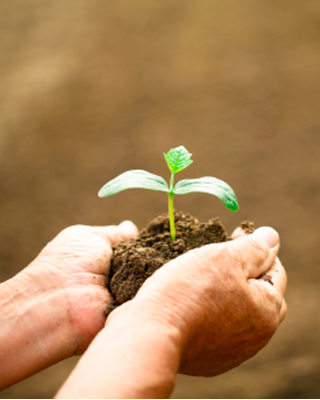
[{"xmin": 98, "ymin": 146, "xmax": 239, "ymax": 240}]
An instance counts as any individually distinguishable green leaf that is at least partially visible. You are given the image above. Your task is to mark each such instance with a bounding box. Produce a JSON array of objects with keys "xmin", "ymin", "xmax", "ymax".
[
  {"xmin": 164, "ymin": 146, "xmax": 193, "ymax": 174},
  {"xmin": 174, "ymin": 177, "xmax": 239, "ymax": 211},
  {"xmin": 98, "ymin": 170, "xmax": 169, "ymax": 197}
]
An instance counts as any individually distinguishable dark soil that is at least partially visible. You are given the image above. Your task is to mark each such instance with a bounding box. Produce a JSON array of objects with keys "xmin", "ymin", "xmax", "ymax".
[{"xmin": 107, "ymin": 211, "xmax": 239, "ymax": 314}]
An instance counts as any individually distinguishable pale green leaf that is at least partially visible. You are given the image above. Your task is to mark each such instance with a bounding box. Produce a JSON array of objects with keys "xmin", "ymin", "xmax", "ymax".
[
  {"xmin": 98, "ymin": 170, "xmax": 169, "ymax": 197},
  {"xmin": 164, "ymin": 146, "xmax": 193, "ymax": 174},
  {"xmin": 174, "ymin": 177, "xmax": 239, "ymax": 211}
]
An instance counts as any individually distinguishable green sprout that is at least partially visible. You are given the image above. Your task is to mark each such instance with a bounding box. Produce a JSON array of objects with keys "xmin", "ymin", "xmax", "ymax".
[{"xmin": 98, "ymin": 146, "xmax": 239, "ymax": 240}]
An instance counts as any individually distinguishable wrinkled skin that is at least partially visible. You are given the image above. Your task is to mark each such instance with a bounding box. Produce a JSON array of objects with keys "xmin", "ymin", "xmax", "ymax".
[
  {"xmin": 32, "ymin": 222, "xmax": 286, "ymax": 375},
  {"xmin": 0, "ymin": 221, "xmax": 140, "ymax": 391},
  {"xmin": 26, "ymin": 221, "xmax": 139, "ymax": 354},
  {"xmin": 53, "ymin": 223, "xmax": 286, "ymax": 398},
  {"xmin": 132, "ymin": 226, "xmax": 287, "ymax": 377}
]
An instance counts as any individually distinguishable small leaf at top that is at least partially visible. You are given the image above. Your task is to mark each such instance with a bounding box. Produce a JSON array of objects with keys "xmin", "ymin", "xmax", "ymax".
[
  {"xmin": 174, "ymin": 177, "xmax": 239, "ymax": 211},
  {"xmin": 98, "ymin": 170, "xmax": 169, "ymax": 197},
  {"xmin": 164, "ymin": 146, "xmax": 193, "ymax": 174}
]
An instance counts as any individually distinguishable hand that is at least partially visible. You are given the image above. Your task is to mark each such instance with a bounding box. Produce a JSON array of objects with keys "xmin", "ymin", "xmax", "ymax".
[
  {"xmin": 127, "ymin": 226, "xmax": 287, "ymax": 377},
  {"xmin": 25, "ymin": 221, "xmax": 138, "ymax": 354},
  {"xmin": 0, "ymin": 221, "xmax": 138, "ymax": 389},
  {"xmin": 56, "ymin": 225, "xmax": 286, "ymax": 399}
]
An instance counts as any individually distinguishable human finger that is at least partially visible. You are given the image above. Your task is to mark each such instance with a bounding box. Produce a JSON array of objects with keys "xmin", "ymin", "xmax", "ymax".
[
  {"xmin": 231, "ymin": 222, "xmax": 255, "ymax": 239},
  {"xmin": 230, "ymin": 227, "xmax": 280, "ymax": 278},
  {"xmin": 260, "ymin": 257, "xmax": 287, "ymax": 298},
  {"xmin": 118, "ymin": 220, "xmax": 139, "ymax": 241},
  {"xmin": 92, "ymin": 221, "xmax": 139, "ymax": 246},
  {"xmin": 279, "ymin": 299, "xmax": 287, "ymax": 323},
  {"xmin": 250, "ymin": 272, "xmax": 287, "ymax": 326},
  {"xmin": 231, "ymin": 227, "xmax": 247, "ymax": 239},
  {"xmin": 251, "ymin": 256, "xmax": 287, "ymax": 314}
]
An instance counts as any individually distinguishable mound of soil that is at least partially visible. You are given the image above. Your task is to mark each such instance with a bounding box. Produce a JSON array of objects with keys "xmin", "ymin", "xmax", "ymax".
[{"xmin": 106, "ymin": 211, "xmax": 243, "ymax": 314}]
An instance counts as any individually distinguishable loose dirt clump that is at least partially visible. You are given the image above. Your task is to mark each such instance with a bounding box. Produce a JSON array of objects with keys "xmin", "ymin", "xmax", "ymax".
[{"xmin": 106, "ymin": 211, "xmax": 231, "ymax": 314}]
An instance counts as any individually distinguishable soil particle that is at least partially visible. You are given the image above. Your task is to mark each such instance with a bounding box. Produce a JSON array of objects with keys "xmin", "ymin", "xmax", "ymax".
[
  {"xmin": 106, "ymin": 211, "xmax": 230, "ymax": 314},
  {"xmin": 240, "ymin": 220, "xmax": 255, "ymax": 234}
]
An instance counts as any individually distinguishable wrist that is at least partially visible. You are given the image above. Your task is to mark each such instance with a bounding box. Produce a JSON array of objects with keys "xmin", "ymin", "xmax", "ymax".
[
  {"xmin": 107, "ymin": 297, "xmax": 185, "ymax": 371},
  {"xmin": 57, "ymin": 299, "xmax": 183, "ymax": 399}
]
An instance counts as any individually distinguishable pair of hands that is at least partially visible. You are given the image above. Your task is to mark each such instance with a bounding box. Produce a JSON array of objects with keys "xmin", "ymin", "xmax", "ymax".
[{"xmin": 30, "ymin": 219, "xmax": 286, "ymax": 377}]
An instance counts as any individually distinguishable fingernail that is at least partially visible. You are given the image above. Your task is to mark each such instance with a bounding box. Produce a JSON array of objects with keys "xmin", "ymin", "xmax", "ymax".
[{"xmin": 253, "ymin": 227, "xmax": 279, "ymax": 249}]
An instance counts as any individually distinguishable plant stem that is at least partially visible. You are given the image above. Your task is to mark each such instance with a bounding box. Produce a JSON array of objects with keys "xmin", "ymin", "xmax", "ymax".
[
  {"xmin": 168, "ymin": 192, "xmax": 175, "ymax": 241},
  {"xmin": 168, "ymin": 173, "xmax": 176, "ymax": 241}
]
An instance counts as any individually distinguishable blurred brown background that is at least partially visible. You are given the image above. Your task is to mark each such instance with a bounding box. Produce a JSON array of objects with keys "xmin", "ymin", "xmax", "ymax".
[{"xmin": 0, "ymin": 0, "xmax": 320, "ymax": 398}]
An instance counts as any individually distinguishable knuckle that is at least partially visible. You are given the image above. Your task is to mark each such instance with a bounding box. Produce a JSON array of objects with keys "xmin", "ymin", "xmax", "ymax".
[
  {"xmin": 247, "ymin": 237, "xmax": 269, "ymax": 259},
  {"xmin": 259, "ymin": 301, "xmax": 282, "ymax": 336},
  {"xmin": 237, "ymin": 237, "xmax": 270, "ymax": 270}
]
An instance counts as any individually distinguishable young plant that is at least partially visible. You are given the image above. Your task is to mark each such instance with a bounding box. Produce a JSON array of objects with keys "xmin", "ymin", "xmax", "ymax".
[{"xmin": 98, "ymin": 146, "xmax": 239, "ymax": 240}]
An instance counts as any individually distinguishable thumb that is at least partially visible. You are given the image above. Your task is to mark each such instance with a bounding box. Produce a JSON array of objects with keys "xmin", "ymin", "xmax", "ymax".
[
  {"xmin": 252, "ymin": 227, "xmax": 280, "ymax": 250},
  {"xmin": 231, "ymin": 227, "xmax": 280, "ymax": 278}
]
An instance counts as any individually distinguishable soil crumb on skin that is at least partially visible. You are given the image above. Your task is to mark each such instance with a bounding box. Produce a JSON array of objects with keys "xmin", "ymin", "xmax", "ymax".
[
  {"xmin": 240, "ymin": 220, "xmax": 255, "ymax": 234},
  {"xmin": 106, "ymin": 211, "xmax": 229, "ymax": 314}
]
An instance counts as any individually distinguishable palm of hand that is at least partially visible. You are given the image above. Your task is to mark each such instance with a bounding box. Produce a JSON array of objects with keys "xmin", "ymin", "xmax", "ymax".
[{"xmin": 28, "ymin": 223, "xmax": 137, "ymax": 354}]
